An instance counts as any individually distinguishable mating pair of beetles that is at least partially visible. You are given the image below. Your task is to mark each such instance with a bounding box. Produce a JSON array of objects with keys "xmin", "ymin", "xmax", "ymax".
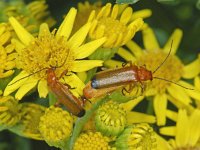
[{"xmin": 11, "ymin": 42, "xmax": 192, "ymax": 117}]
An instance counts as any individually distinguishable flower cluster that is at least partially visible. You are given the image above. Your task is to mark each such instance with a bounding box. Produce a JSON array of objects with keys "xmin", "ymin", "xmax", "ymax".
[{"xmin": 0, "ymin": 1, "xmax": 200, "ymax": 150}]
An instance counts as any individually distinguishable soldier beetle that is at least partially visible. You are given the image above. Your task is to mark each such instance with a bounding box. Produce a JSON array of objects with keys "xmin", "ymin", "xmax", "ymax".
[
  {"xmin": 9, "ymin": 59, "xmax": 86, "ymax": 117},
  {"xmin": 83, "ymin": 41, "xmax": 194, "ymax": 99}
]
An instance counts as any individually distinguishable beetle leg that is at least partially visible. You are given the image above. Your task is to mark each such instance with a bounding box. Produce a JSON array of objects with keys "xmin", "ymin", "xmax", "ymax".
[
  {"xmin": 139, "ymin": 82, "xmax": 146, "ymax": 94},
  {"xmin": 58, "ymin": 70, "xmax": 68, "ymax": 79},
  {"xmin": 54, "ymin": 102, "xmax": 61, "ymax": 107},
  {"xmin": 122, "ymin": 61, "xmax": 132, "ymax": 67},
  {"xmin": 122, "ymin": 83, "xmax": 135, "ymax": 95}
]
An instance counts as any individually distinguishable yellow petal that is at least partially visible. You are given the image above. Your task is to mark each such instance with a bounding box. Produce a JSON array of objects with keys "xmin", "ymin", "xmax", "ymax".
[
  {"xmin": 163, "ymin": 29, "xmax": 183, "ymax": 54},
  {"xmin": 131, "ymin": 9, "xmax": 152, "ymax": 20},
  {"xmin": 56, "ymin": 8, "xmax": 77, "ymax": 40},
  {"xmin": 120, "ymin": 7, "xmax": 132, "ymax": 25},
  {"xmin": 71, "ymin": 60, "xmax": 103, "ymax": 72},
  {"xmin": 38, "ymin": 79, "xmax": 48, "ymax": 98},
  {"xmin": 68, "ymin": 22, "xmax": 91, "ymax": 49},
  {"xmin": 104, "ymin": 60, "xmax": 123, "ymax": 68},
  {"xmin": 182, "ymin": 59, "xmax": 200, "ymax": 79},
  {"xmin": 188, "ymin": 110, "xmax": 200, "ymax": 146},
  {"xmin": 87, "ymin": 10, "xmax": 95, "ymax": 22},
  {"xmin": 167, "ymin": 95, "xmax": 194, "ymax": 113},
  {"xmin": 166, "ymin": 109, "xmax": 178, "ymax": 122},
  {"xmin": 176, "ymin": 109, "xmax": 189, "ymax": 147},
  {"xmin": 125, "ymin": 40, "xmax": 143, "ymax": 58},
  {"xmin": 3, "ymin": 71, "xmax": 30, "ymax": 96},
  {"xmin": 117, "ymin": 47, "xmax": 136, "ymax": 62},
  {"xmin": 9, "ymin": 17, "xmax": 34, "ymax": 45},
  {"xmin": 160, "ymin": 126, "xmax": 176, "ymax": 136},
  {"xmin": 63, "ymin": 73, "xmax": 85, "ymax": 96},
  {"xmin": 127, "ymin": 111, "xmax": 156, "ymax": 124},
  {"xmin": 178, "ymin": 80, "xmax": 200, "ymax": 101},
  {"xmin": 155, "ymin": 133, "xmax": 171, "ymax": 150},
  {"xmin": 111, "ymin": 4, "xmax": 118, "ymax": 19},
  {"xmin": 194, "ymin": 76, "xmax": 200, "ymax": 91},
  {"xmin": 142, "ymin": 26, "xmax": 160, "ymax": 51},
  {"xmin": 15, "ymin": 78, "xmax": 38, "ymax": 100},
  {"xmin": 76, "ymin": 72, "xmax": 87, "ymax": 83},
  {"xmin": 120, "ymin": 96, "xmax": 144, "ymax": 111},
  {"xmin": 167, "ymin": 84, "xmax": 192, "ymax": 105},
  {"xmin": 39, "ymin": 23, "xmax": 50, "ymax": 37},
  {"xmin": 11, "ymin": 38, "xmax": 25, "ymax": 53},
  {"xmin": 153, "ymin": 93, "xmax": 167, "ymax": 126},
  {"xmin": 74, "ymin": 37, "xmax": 106, "ymax": 59}
]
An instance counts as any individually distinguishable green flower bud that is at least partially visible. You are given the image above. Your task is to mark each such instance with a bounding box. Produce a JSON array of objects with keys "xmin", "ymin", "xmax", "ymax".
[
  {"xmin": 0, "ymin": 96, "xmax": 21, "ymax": 128},
  {"xmin": 95, "ymin": 100, "xmax": 127, "ymax": 136},
  {"xmin": 115, "ymin": 123, "xmax": 157, "ymax": 150}
]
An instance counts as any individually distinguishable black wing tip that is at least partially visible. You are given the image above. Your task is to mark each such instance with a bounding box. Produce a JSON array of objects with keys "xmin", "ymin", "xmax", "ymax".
[{"xmin": 77, "ymin": 109, "xmax": 86, "ymax": 117}]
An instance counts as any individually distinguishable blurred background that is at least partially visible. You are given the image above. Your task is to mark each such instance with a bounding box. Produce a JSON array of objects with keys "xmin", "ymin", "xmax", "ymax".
[{"xmin": 0, "ymin": 0, "xmax": 200, "ymax": 149}]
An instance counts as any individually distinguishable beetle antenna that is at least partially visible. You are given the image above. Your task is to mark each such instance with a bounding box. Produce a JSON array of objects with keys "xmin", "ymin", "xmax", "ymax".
[
  {"xmin": 153, "ymin": 76, "xmax": 194, "ymax": 90},
  {"xmin": 9, "ymin": 52, "xmax": 70, "ymax": 86},
  {"xmin": 153, "ymin": 40, "xmax": 173, "ymax": 74},
  {"xmin": 8, "ymin": 67, "xmax": 49, "ymax": 86}
]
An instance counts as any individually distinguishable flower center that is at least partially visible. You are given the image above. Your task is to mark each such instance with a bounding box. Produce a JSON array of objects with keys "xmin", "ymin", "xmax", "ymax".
[
  {"xmin": 74, "ymin": 132, "xmax": 111, "ymax": 150},
  {"xmin": 137, "ymin": 50, "xmax": 183, "ymax": 93},
  {"xmin": 17, "ymin": 32, "xmax": 75, "ymax": 79},
  {"xmin": 39, "ymin": 106, "xmax": 73, "ymax": 147},
  {"xmin": 98, "ymin": 17, "xmax": 128, "ymax": 39}
]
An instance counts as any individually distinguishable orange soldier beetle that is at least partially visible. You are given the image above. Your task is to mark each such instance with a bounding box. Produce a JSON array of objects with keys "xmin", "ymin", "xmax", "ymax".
[
  {"xmin": 46, "ymin": 67, "xmax": 86, "ymax": 117},
  {"xmin": 9, "ymin": 60, "xmax": 86, "ymax": 117},
  {"xmin": 83, "ymin": 41, "xmax": 194, "ymax": 99}
]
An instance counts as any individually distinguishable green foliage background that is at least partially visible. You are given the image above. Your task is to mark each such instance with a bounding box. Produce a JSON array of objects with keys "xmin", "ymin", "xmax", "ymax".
[{"xmin": 0, "ymin": 0, "xmax": 200, "ymax": 149}]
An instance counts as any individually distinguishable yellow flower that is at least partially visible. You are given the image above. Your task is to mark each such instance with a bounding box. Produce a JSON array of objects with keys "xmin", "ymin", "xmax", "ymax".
[
  {"xmin": 3, "ymin": 8, "xmax": 106, "ymax": 100},
  {"xmin": 73, "ymin": 131, "xmax": 111, "ymax": 150},
  {"xmin": 0, "ymin": 96, "xmax": 21, "ymax": 128},
  {"xmin": 39, "ymin": 106, "xmax": 73, "ymax": 149},
  {"xmin": 160, "ymin": 109, "xmax": 200, "ymax": 149},
  {"xmin": 26, "ymin": 0, "xmax": 56, "ymax": 28},
  {"xmin": 83, "ymin": 97, "xmax": 156, "ymax": 133},
  {"xmin": 115, "ymin": 123, "xmax": 157, "ymax": 149},
  {"xmin": 0, "ymin": 23, "xmax": 16, "ymax": 78},
  {"xmin": 72, "ymin": 1, "xmax": 102, "ymax": 33},
  {"xmin": 88, "ymin": 3, "xmax": 144, "ymax": 48},
  {"xmin": 95, "ymin": 100, "xmax": 127, "ymax": 136},
  {"xmin": 9, "ymin": 103, "xmax": 46, "ymax": 140},
  {"xmin": 1, "ymin": 0, "xmax": 55, "ymax": 30},
  {"xmin": 105, "ymin": 25, "xmax": 199, "ymax": 126}
]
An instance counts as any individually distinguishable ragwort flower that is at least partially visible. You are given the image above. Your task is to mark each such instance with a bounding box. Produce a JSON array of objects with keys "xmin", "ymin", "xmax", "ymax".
[
  {"xmin": 39, "ymin": 106, "xmax": 73, "ymax": 149},
  {"xmin": 72, "ymin": 1, "xmax": 102, "ymax": 33},
  {"xmin": 88, "ymin": 3, "xmax": 144, "ymax": 48},
  {"xmin": 0, "ymin": 23, "xmax": 16, "ymax": 78},
  {"xmin": 9, "ymin": 103, "xmax": 46, "ymax": 140},
  {"xmin": 160, "ymin": 109, "xmax": 200, "ymax": 150},
  {"xmin": 3, "ymin": 8, "xmax": 106, "ymax": 100},
  {"xmin": 0, "ymin": 0, "xmax": 55, "ymax": 30},
  {"xmin": 73, "ymin": 131, "xmax": 111, "ymax": 150},
  {"xmin": 83, "ymin": 97, "xmax": 156, "ymax": 135},
  {"xmin": 0, "ymin": 96, "xmax": 21, "ymax": 128},
  {"xmin": 105, "ymin": 25, "xmax": 199, "ymax": 126}
]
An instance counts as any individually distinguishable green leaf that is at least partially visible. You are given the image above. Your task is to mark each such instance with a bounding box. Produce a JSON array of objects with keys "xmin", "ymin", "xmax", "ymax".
[
  {"xmin": 88, "ymin": 47, "xmax": 119, "ymax": 61},
  {"xmin": 48, "ymin": 92, "xmax": 57, "ymax": 106},
  {"xmin": 116, "ymin": 0, "xmax": 140, "ymax": 4},
  {"xmin": 68, "ymin": 95, "xmax": 110, "ymax": 150}
]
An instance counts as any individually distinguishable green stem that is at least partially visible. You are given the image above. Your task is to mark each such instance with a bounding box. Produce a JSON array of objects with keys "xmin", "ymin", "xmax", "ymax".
[
  {"xmin": 146, "ymin": 97, "xmax": 154, "ymax": 115},
  {"xmin": 68, "ymin": 95, "xmax": 110, "ymax": 150}
]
